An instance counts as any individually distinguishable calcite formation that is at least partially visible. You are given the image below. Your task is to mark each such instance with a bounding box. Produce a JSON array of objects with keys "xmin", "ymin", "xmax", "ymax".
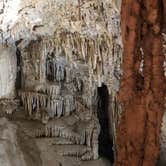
[
  {"xmin": 0, "ymin": 0, "xmax": 165, "ymax": 165},
  {"xmin": 0, "ymin": 0, "xmax": 123, "ymax": 165}
]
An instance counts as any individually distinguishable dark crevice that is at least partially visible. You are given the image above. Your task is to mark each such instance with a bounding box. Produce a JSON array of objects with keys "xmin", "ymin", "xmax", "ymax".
[
  {"xmin": 16, "ymin": 48, "xmax": 22, "ymax": 90},
  {"xmin": 97, "ymin": 84, "xmax": 114, "ymax": 163}
]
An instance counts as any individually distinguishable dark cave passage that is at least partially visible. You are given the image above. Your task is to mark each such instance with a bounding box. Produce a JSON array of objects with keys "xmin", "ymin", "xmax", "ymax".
[
  {"xmin": 16, "ymin": 48, "xmax": 22, "ymax": 90},
  {"xmin": 97, "ymin": 84, "xmax": 114, "ymax": 163}
]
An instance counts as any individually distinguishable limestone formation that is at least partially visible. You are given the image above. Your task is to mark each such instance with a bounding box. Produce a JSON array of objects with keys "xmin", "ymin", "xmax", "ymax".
[
  {"xmin": 0, "ymin": 0, "xmax": 165, "ymax": 166},
  {"xmin": 0, "ymin": 0, "xmax": 122, "ymax": 165}
]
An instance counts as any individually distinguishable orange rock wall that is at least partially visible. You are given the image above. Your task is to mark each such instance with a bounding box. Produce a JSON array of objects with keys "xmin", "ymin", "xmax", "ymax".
[{"xmin": 115, "ymin": 0, "xmax": 166, "ymax": 165}]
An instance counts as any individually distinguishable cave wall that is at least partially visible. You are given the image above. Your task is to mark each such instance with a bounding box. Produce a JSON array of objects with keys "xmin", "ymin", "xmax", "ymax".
[
  {"xmin": 0, "ymin": 45, "xmax": 17, "ymax": 98},
  {"xmin": 115, "ymin": 0, "xmax": 166, "ymax": 165},
  {"xmin": 0, "ymin": 0, "xmax": 123, "ymax": 162},
  {"xmin": 0, "ymin": 1, "xmax": 165, "ymax": 165},
  {"xmin": 10, "ymin": 0, "xmax": 123, "ymax": 150}
]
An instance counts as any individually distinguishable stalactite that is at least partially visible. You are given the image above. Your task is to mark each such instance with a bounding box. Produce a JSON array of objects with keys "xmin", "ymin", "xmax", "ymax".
[
  {"xmin": 62, "ymin": 146, "xmax": 92, "ymax": 159},
  {"xmin": 42, "ymin": 30, "xmax": 116, "ymax": 86},
  {"xmin": 19, "ymin": 91, "xmax": 48, "ymax": 116},
  {"xmin": 19, "ymin": 89, "xmax": 78, "ymax": 120},
  {"xmin": 32, "ymin": 114, "xmax": 100, "ymax": 160},
  {"xmin": 64, "ymin": 95, "xmax": 76, "ymax": 116},
  {"xmin": 56, "ymin": 98, "xmax": 63, "ymax": 118}
]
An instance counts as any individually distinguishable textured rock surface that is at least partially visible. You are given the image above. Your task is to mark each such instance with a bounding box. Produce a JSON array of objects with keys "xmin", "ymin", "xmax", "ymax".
[
  {"xmin": 0, "ymin": 118, "xmax": 26, "ymax": 166},
  {"xmin": 115, "ymin": 0, "xmax": 166, "ymax": 165},
  {"xmin": 0, "ymin": 0, "xmax": 165, "ymax": 165},
  {"xmin": 0, "ymin": 45, "xmax": 16, "ymax": 98},
  {"xmin": 0, "ymin": 0, "xmax": 122, "ymax": 165},
  {"xmin": 0, "ymin": 116, "xmax": 111, "ymax": 166}
]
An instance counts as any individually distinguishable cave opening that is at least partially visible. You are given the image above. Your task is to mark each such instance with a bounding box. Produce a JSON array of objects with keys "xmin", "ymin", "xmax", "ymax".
[{"xmin": 97, "ymin": 84, "xmax": 114, "ymax": 163}]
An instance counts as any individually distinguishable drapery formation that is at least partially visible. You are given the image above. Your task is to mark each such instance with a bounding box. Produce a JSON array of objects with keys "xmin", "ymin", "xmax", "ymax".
[{"xmin": 115, "ymin": 0, "xmax": 166, "ymax": 165}]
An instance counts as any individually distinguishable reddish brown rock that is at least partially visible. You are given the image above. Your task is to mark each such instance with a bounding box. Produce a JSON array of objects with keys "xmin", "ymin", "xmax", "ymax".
[{"xmin": 115, "ymin": 0, "xmax": 166, "ymax": 165}]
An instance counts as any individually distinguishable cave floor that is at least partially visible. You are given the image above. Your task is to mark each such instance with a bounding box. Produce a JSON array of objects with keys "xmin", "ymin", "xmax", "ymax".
[{"xmin": 0, "ymin": 109, "xmax": 112, "ymax": 166}]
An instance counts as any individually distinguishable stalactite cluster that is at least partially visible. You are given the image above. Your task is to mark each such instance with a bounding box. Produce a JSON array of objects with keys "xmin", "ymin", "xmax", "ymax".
[
  {"xmin": 19, "ymin": 90, "xmax": 76, "ymax": 119},
  {"xmin": 0, "ymin": 0, "xmax": 124, "ymax": 164},
  {"xmin": 30, "ymin": 111, "xmax": 100, "ymax": 160},
  {"xmin": 18, "ymin": 34, "xmax": 105, "ymax": 161},
  {"xmin": 115, "ymin": 0, "xmax": 166, "ymax": 165}
]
